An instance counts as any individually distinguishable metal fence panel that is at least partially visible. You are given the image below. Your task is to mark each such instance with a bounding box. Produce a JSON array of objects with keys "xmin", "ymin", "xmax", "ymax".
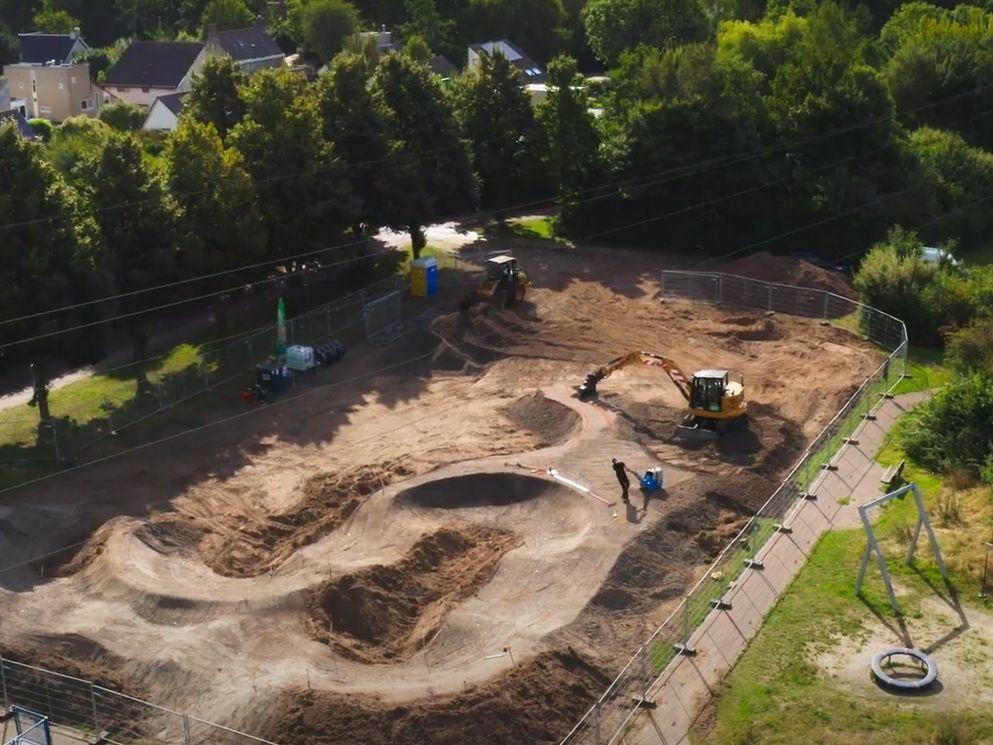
[{"xmin": 563, "ymin": 270, "xmax": 908, "ymax": 745}]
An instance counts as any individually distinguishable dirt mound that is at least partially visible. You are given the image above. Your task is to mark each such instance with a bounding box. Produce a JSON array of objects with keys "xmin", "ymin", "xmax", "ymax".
[
  {"xmin": 53, "ymin": 520, "xmax": 121, "ymax": 576},
  {"xmin": 197, "ymin": 460, "xmax": 413, "ymax": 578},
  {"xmin": 501, "ymin": 391, "xmax": 580, "ymax": 447},
  {"xmin": 255, "ymin": 648, "xmax": 609, "ymax": 745},
  {"xmin": 711, "ymin": 316, "xmax": 781, "ymax": 342},
  {"xmin": 309, "ymin": 525, "xmax": 520, "ymax": 662},
  {"xmin": 429, "ymin": 338, "xmax": 483, "ymax": 374},
  {"xmin": 723, "ymin": 251, "xmax": 855, "ymax": 298},
  {"xmin": 396, "ymin": 472, "xmax": 558, "ymax": 510}
]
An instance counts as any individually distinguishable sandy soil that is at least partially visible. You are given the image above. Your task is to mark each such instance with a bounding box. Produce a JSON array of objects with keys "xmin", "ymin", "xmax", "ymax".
[{"xmin": 0, "ymin": 244, "xmax": 882, "ymax": 743}]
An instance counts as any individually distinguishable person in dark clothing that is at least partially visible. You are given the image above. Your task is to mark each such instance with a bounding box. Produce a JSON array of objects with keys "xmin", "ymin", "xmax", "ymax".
[{"xmin": 612, "ymin": 458, "xmax": 630, "ymax": 503}]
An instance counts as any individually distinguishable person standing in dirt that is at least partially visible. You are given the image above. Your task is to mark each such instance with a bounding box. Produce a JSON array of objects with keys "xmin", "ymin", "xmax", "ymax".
[{"xmin": 612, "ymin": 458, "xmax": 631, "ymax": 504}]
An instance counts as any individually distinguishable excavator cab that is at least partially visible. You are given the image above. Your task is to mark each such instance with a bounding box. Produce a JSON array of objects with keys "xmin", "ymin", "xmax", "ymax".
[{"xmin": 690, "ymin": 371, "xmax": 732, "ymax": 414}]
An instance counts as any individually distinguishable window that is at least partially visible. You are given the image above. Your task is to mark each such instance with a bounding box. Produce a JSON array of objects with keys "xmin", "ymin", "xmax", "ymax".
[
  {"xmin": 80, "ymin": 98, "xmax": 93, "ymax": 111},
  {"xmin": 31, "ymin": 80, "xmax": 36, "ymax": 93},
  {"xmin": 40, "ymin": 105, "xmax": 51, "ymax": 114},
  {"xmin": 17, "ymin": 81, "xmax": 23, "ymax": 90},
  {"xmin": 71, "ymin": 76, "xmax": 77, "ymax": 84},
  {"xmin": 58, "ymin": 82, "xmax": 64, "ymax": 90},
  {"xmin": 141, "ymin": 87, "xmax": 150, "ymax": 93}
]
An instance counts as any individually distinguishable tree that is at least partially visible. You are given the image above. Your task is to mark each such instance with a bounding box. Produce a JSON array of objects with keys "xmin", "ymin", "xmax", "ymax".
[
  {"xmin": 99, "ymin": 101, "xmax": 146, "ymax": 131},
  {"xmin": 883, "ymin": 4, "xmax": 993, "ymax": 150},
  {"xmin": 75, "ymin": 48, "xmax": 113, "ymax": 81},
  {"xmin": 0, "ymin": 0, "xmax": 43, "ymax": 32},
  {"xmin": 535, "ymin": 55, "xmax": 600, "ymax": 222},
  {"xmin": 33, "ymin": 5, "xmax": 79, "ymax": 32},
  {"xmin": 0, "ymin": 20, "xmax": 17, "ymax": 66},
  {"xmin": 295, "ymin": 0, "xmax": 360, "ymax": 63},
  {"xmin": 315, "ymin": 52, "xmax": 400, "ymax": 232},
  {"xmin": 370, "ymin": 53, "xmax": 477, "ymax": 257},
  {"xmin": 582, "ymin": 0, "xmax": 707, "ymax": 66},
  {"xmin": 165, "ymin": 120, "xmax": 266, "ymax": 285},
  {"xmin": 45, "ymin": 116, "xmax": 116, "ymax": 184},
  {"xmin": 201, "ymin": 0, "xmax": 254, "ymax": 31},
  {"xmin": 229, "ymin": 67, "xmax": 356, "ymax": 252},
  {"xmin": 184, "ymin": 56, "xmax": 246, "ymax": 139},
  {"xmin": 397, "ymin": 0, "xmax": 455, "ymax": 54},
  {"xmin": 0, "ymin": 123, "xmax": 106, "ymax": 408},
  {"xmin": 402, "ymin": 33, "xmax": 431, "ymax": 62},
  {"xmin": 88, "ymin": 134, "xmax": 177, "ymax": 360},
  {"xmin": 114, "ymin": 0, "xmax": 178, "ymax": 38},
  {"xmin": 454, "ymin": 50, "xmax": 544, "ymax": 209}
]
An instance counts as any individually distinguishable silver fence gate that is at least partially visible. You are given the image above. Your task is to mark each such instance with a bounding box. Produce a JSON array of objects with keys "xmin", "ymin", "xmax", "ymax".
[
  {"xmin": 561, "ymin": 270, "xmax": 908, "ymax": 745},
  {"xmin": 0, "ymin": 656, "xmax": 276, "ymax": 745}
]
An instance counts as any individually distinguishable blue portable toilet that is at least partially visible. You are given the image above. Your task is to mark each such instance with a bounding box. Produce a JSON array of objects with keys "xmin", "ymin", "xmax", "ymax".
[{"xmin": 411, "ymin": 257, "xmax": 439, "ymax": 297}]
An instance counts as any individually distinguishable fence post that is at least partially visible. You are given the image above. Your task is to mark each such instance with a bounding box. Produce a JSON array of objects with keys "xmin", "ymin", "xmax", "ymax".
[
  {"xmin": 326, "ymin": 306, "xmax": 332, "ymax": 336},
  {"xmin": 183, "ymin": 713, "xmax": 192, "ymax": 745},
  {"xmin": 594, "ymin": 700, "xmax": 603, "ymax": 745},
  {"xmin": 1, "ymin": 655, "xmax": 8, "ymax": 708},
  {"xmin": 717, "ymin": 274, "xmax": 723, "ymax": 304},
  {"xmin": 823, "ymin": 292, "xmax": 829, "ymax": 320},
  {"xmin": 767, "ymin": 283, "xmax": 773, "ymax": 311},
  {"xmin": 43, "ymin": 675, "xmax": 52, "ymax": 717},
  {"xmin": 90, "ymin": 684, "xmax": 99, "ymax": 733}
]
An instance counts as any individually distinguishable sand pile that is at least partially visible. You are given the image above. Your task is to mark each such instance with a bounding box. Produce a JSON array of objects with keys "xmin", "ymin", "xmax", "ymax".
[
  {"xmin": 254, "ymin": 649, "xmax": 609, "ymax": 745},
  {"xmin": 309, "ymin": 525, "xmax": 520, "ymax": 663},
  {"xmin": 723, "ymin": 251, "xmax": 855, "ymax": 298},
  {"xmin": 196, "ymin": 461, "xmax": 413, "ymax": 578},
  {"xmin": 711, "ymin": 315, "xmax": 781, "ymax": 342},
  {"xmin": 501, "ymin": 392, "xmax": 580, "ymax": 447}
]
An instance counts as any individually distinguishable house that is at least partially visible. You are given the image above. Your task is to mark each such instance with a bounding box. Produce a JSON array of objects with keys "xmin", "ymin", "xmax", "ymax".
[
  {"xmin": 468, "ymin": 40, "xmax": 544, "ymax": 83},
  {"xmin": 2, "ymin": 61, "xmax": 100, "ymax": 121},
  {"xmin": 142, "ymin": 91, "xmax": 188, "ymax": 132},
  {"xmin": 358, "ymin": 29, "xmax": 398, "ymax": 55},
  {"xmin": 18, "ymin": 29, "xmax": 88, "ymax": 65},
  {"xmin": 102, "ymin": 41, "xmax": 205, "ymax": 107},
  {"xmin": 203, "ymin": 20, "xmax": 284, "ymax": 74},
  {"xmin": 429, "ymin": 54, "xmax": 456, "ymax": 80}
]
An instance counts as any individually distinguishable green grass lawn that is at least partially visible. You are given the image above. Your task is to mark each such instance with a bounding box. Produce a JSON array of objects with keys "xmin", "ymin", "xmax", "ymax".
[
  {"xmin": 892, "ymin": 346, "xmax": 954, "ymax": 396},
  {"xmin": 482, "ymin": 215, "xmax": 563, "ymax": 243},
  {"xmin": 0, "ymin": 343, "xmax": 206, "ymax": 448},
  {"xmin": 699, "ymin": 528, "xmax": 993, "ymax": 745}
]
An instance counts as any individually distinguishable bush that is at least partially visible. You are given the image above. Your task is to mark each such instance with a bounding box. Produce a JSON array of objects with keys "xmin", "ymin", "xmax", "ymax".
[
  {"xmin": 901, "ymin": 374, "xmax": 993, "ymax": 481},
  {"xmin": 854, "ymin": 227, "xmax": 947, "ymax": 344},
  {"xmin": 99, "ymin": 101, "xmax": 147, "ymax": 132},
  {"xmin": 945, "ymin": 319, "xmax": 993, "ymax": 374},
  {"xmin": 27, "ymin": 118, "xmax": 53, "ymax": 142}
]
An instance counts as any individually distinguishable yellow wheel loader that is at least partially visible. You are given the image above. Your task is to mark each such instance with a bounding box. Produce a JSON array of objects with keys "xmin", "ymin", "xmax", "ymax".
[{"xmin": 460, "ymin": 255, "xmax": 532, "ymax": 311}]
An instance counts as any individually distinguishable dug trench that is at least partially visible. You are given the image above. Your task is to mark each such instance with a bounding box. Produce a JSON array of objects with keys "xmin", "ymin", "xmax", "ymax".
[{"xmin": 308, "ymin": 524, "xmax": 521, "ymax": 663}]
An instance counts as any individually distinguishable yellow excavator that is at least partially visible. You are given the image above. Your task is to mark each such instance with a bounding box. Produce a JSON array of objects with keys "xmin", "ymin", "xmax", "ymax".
[
  {"xmin": 460, "ymin": 255, "xmax": 532, "ymax": 311},
  {"xmin": 577, "ymin": 351, "xmax": 747, "ymax": 438}
]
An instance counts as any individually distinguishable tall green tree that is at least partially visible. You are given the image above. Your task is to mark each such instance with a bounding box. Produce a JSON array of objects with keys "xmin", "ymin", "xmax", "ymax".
[
  {"xmin": 294, "ymin": 0, "xmax": 360, "ymax": 63},
  {"xmin": 398, "ymin": 0, "xmax": 456, "ymax": 56},
  {"xmin": 33, "ymin": 3, "xmax": 78, "ymax": 32},
  {"xmin": 166, "ymin": 119, "xmax": 266, "ymax": 279},
  {"xmin": 0, "ymin": 0, "xmax": 42, "ymax": 32},
  {"xmin": 370, "ymin": 53, "xmax": 477, "ymax": 257},
  {"xmin": 184, "ymin": 56, "xmax": 246, "ymax": 140},
  {"xmin": 0, "ymin": 123, "xmax": 105, "ymax": 381},
  {"xmin": 41, "ymin": 0, "xmax": 122, "ymax": 46},
  {"xmin": 0, "ymin": 20, "xmax": 18, "ymax": 66},
  {"xmin": 88, "ymin": 135, "xmax": 178, "ymax": 354},
  {"xmin": 535, "ymin": 55, "xmax": 600, "ymax": 222},
  {"xmin": 582, "ymin": 0, "xmax": 707, "ymax": 65},
  {"xmin": 229, "ymin": 67, "xmax": 356, "ymax": 252},
  {"xmin": 454, "ymin": 50, "xmax": 544, "ymax": 209},
  {"xmin": 883, "ymin": 3, "xmax": 993, "ymax": 150},
  {"xmin": 315, "ymin": 52, "xmax": 400, "ymax": 233},
  {"xmin": 201, "ymin": 0, "xmax": 254, "ymax": 31}
]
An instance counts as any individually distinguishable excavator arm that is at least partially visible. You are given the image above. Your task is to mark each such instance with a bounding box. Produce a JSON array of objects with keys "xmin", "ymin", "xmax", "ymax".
[{"xmin": 577, "ymin": 351, "xmax": 693, "ymax": 401}]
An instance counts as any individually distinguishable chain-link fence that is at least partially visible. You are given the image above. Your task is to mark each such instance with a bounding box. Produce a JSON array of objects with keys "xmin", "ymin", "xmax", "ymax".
[
  {"xmin": 0, "ymin": 656, "xmax": 275, "ymax": 745},
  {"xmin": 561, "ymin": 271, "xmax": 908, "ymax": 745},
  {"xmin": 0, "ymin": 258, "xmax": 481, "ymax": 490}
]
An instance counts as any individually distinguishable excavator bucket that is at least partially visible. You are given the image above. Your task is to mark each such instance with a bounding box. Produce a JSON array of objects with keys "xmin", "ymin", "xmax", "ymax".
[
  {"xmin": 577, "ymin": 373, "xmax": 600, "ymax": 400},
  {"xmin": 675, "ymin": 417, "xmax": 721, "ymax": 440}
]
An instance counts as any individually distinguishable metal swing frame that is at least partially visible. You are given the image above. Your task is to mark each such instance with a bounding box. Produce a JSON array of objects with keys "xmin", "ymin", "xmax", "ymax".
[{"xmin": 855, "ymin": 482, "xmax": 949, "ymax": 615}]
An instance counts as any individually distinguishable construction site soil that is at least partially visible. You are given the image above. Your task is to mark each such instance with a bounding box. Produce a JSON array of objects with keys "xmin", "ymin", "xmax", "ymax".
[{"xmin": 0, "ymin": 245, "xmax": 880, "ymax": 743}]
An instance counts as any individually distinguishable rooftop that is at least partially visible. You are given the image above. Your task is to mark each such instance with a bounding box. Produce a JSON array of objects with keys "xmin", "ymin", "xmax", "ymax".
[
  {"xmin": 103, "ymin": 41, "xmax": 203, "ymax": 88},
  {"xmin": 18, "ymin": 32, "xmax": 86, "ymax": 65},
  {"xmin": 210, "ymin": 22, "xmax": 283, "ymax": 62}
]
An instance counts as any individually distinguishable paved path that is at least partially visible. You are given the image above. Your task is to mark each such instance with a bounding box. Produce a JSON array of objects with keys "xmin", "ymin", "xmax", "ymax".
[{"xmin": 621, "ymin": 390, "xmax": 930, "ymax": 745}]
